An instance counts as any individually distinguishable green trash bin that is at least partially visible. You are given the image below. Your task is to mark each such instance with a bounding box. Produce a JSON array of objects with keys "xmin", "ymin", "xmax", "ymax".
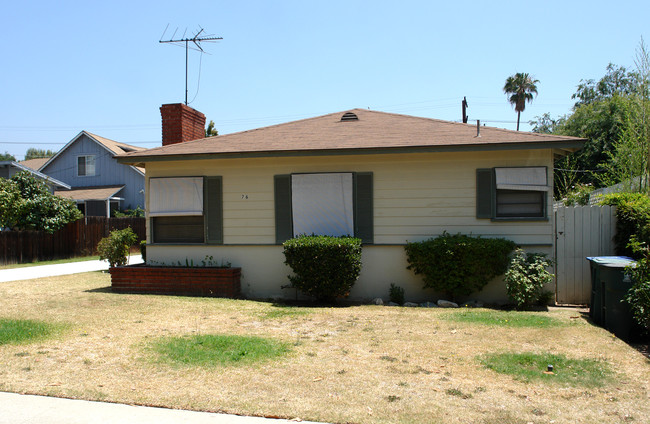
[{"xmin": 586, "ymin": 256, "xmax": 637, "ymax": 340}]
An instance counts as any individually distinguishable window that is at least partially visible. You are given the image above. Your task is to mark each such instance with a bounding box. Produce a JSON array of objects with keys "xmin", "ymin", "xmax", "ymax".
[
  {"xmin": 77, "ymin": 155, "xmax": 96, "ymax": 176},
  {"xmin": 150, "ymin": 176, "xmax": 222, "ymax": 244},
  {"xmin": 476, "ymin": 167, "xmax": 549, "ymax": 219},
  {"xmin": 274, "ymin": 172, "xmax": 373, "ymax": 244}
]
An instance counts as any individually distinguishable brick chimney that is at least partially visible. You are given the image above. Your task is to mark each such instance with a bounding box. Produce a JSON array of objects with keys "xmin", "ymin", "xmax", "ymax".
[{"xmin": 160, "ymin": 103, "xmax": 206, "ymax": 146}]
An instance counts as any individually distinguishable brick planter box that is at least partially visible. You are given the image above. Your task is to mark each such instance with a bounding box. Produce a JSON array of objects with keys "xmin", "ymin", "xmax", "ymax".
[{"xmin": 110, "ymin": 264, "xmax": 241, "ymax": 298}]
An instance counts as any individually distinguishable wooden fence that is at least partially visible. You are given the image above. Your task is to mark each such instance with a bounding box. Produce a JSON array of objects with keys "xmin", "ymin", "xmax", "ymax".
[
  {"xmin": 555, "ymin": 205, "xmax": 617, "ymax": 304},
  {"xmin": 0, "ymin": 217, "xmax": 145, "ymax": 265}
]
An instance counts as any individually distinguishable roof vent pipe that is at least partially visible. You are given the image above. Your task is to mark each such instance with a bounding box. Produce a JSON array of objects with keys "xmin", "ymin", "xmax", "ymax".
[{"xmin": 476, "ymin": 120, "xmax": 481, "ymax": 137}]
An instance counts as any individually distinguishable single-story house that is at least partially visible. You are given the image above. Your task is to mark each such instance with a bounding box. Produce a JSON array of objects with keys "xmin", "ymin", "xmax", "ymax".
[
  {"xmin": 39, "ymin": 131, "xmax": 146, "ymax": 217},
  {"xmin": 117, "ymin": 104, "xmax": 585, "ymax": 303}
]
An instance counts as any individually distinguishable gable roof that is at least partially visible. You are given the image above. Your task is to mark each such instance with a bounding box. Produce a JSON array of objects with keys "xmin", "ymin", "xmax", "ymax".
[
  {"xmin": 18, "ymin": 157, "xmax": 50, "ymax": 171},
  {"xmin": 117, "ymin": 108, "xmax": 585, "ymax": 165},
  {"xmin": 54, "ymin": 185, "xmax": 125, "ymax": 202},
  {"xmin": 0, "ymin": 161, "xmax": 70, "ymax": 190},
  {"xmin": 42, "ymin": 131, "xmax": 146, "ymax": 175}
]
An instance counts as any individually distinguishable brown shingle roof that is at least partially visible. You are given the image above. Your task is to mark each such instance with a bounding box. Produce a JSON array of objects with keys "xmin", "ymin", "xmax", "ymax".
[
  {"xmin": 84, "ymin": 132, "xmax": 145, "ymax": 174},
  {"xmin": 117, "ymin": 109, "xmax": 584, "ymax": 163},
  {"xmin": 55, "ymin": 185, "xmax": 125, "ymax": 202},
  {"xmin": 18, "ymin": 157, "xmax": 49, "ymax": 171}
]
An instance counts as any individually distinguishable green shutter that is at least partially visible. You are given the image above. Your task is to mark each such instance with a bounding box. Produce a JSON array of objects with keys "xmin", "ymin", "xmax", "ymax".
[
  {"xmin": 354, "ymin": 172, "xmax": 374, "ymax": 244},
  {"xmin": 476, "ymin": 168, "xmax": 494, "ymax": 219},
  {"xmin": 205, "ymin": 176, "xmax": 223, "ymax": 244},
  {"xmin": 274, "ymin": 174, "xmax": 293, "ymax": 244}
]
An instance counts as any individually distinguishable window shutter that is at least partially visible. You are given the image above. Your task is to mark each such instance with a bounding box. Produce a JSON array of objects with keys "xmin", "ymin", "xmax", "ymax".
[
  {"xmin": 205, "ymin": 176, "xmax": 223, "ymax": 244},
  {"xmin": 476, "ymin": 168, "xmax": 494, "ymax": 219},
  {"xmin": 354, "ymin": 172, "xmax": 374, "ymax": 244},
  {"xmin": 274, "ymin": 174, "xmax": 293, "ymax": 244}
]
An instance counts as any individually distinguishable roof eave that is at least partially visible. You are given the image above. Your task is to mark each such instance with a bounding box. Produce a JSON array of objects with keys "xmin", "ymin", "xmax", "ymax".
[{"xmin": 116, "ymin": 139, "xmax": 586, "ymax": 166}]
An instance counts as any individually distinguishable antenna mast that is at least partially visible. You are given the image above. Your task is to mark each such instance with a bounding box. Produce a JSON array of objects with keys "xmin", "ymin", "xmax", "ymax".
[{"xmin": 159, "ymin": 26, "xmax": 223, "ymax": 105}]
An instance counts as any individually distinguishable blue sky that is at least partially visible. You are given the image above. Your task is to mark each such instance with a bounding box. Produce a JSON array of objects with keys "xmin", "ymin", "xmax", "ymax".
[{"xmin": 1, "ymin": 0, "xmax": 648, "ymax": 160}]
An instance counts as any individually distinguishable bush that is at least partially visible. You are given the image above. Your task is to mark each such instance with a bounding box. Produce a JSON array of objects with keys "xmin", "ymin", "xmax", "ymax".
[
  {"xmin": 97, "ymin": 227, "xmax": 138, "ymax": 267},
  {"xmin": 564, "ymin": 183, "xmax": 594, "ymax": 206},
  {"xmin": 600, "ymin": 192, "xmax": 650, "ymax": 258},
  {"xmin": 140, "ymin": 240, "xmax": 147, "ymax": 262},
  {"xmin": 625, "ymin": 240, "xmax": 650, "ymax": 331},
  {"xmin": 405, "ymin": 233, "xmax": 516, "ymax": 300},
  {"xmin": 504, "ymin": 249, "xmax": 554, "ymax": 309},
  {"xmin": 283, "ymin": 235, "xmax": 362, "ymax": 302},
  {"xmin": 389, "ymin": 283, "xmax": 405, "ymax": 305}
]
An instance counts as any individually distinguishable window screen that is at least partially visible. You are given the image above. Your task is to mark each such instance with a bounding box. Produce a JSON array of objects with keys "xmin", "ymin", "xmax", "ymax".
[
  {"xmin": 149, "ymin": 177, "xmax": 203, "ymax": 217},
  {"xmin": 291, "ymin": 173, "xmax": 354, "ymax": 237}
]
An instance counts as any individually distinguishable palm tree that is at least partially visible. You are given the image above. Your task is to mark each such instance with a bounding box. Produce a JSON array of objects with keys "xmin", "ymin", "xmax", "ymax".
[{"xmin": 503, "ymin": 73, "xmax": 539, "ymax": 131}]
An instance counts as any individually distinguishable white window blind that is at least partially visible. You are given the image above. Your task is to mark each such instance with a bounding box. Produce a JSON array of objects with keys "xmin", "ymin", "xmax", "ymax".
[
  {"xmin": 149, "ymin": 177, "xmax": 203, "ymax": 217},
  {"xmin": 495, "ymin": 167, "xmax": 549, "ymax": 191},
  {"xmin": 291, "ymin": 173, "xmax": 353, "ymax": 237}
]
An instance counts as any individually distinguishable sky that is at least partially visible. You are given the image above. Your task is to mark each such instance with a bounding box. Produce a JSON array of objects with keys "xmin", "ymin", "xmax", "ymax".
[{"xmin": 1, "ymin": 0, "xmax": 649, "ymax": 160}]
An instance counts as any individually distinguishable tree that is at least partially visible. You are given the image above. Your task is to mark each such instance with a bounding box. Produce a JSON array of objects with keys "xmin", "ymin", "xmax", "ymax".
[
  {"xmin": 205, "ymin": 120, "xmax": 218, "ymax": 137},
  {"xmin": 503, "ymin": 72, "xmax": 539, "ymax": 131},
  {"xmin": 0, "ymin": 152, "xmax": 16, "ymax": 161},
  {"xmin": 0, "ymin": 171, "xmax": 82, "ymax": 232},
  {"xmin": 24, "ymin": 148, "xmax": 55, "ymax": 160},
  {"xmin": 530, "ymin": 112, "xmax": 565, "ymax": 134}
]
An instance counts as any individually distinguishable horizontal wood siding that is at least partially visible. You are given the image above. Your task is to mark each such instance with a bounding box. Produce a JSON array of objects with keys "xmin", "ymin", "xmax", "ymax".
[{"xmin": 146, "ymin": 150, "xmax": 553, "ymax": 246}]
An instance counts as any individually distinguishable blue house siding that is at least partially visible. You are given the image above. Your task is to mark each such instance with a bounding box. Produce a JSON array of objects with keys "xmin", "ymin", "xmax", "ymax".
[{"xmin": 42, "ymin": 133, "xmax": 145, "ymax": 210}]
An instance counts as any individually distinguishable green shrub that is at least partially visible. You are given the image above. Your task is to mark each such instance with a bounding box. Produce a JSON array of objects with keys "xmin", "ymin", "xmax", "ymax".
[
  {"xmin": 97, "ymin": 227, "xmax": 138, "ymax": 267},
  {"xmin": 564, "ymin": 183, "xmax": 594, "ymax": 206},
  {"xmin": 505, "ymin": 249, "xmax": 555, "ymax": 309},
  {"xmin": 283, "ymin": 235, "xmax": 362, "ymax": 302},
  {"xmin": 600, "ymin": 192, "xmax": 650, "ymax": 258},
  {"xmin": 625, "ymin": 240, "xmax": 650, "ymax": 331},
  {"xmin": 140, "ymin": 240, "xmax": 147, "ymax": 262},
  {"xmin": 389, "ymin": 283, "xmax": 405, "ymax": 305},
  {"xmin": 404, "ymin": 233, "xmax": 516, "ymax": 300}
]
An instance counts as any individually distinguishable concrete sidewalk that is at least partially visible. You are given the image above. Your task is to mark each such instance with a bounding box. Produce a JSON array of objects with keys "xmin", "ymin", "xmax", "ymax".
[
  {"xmin": 0, "ymin": 255, "xmax": 143, "ymax": 282},
  {"xmin": 0, "ymin": 392, "xmax": 319, "ymax": 424}
]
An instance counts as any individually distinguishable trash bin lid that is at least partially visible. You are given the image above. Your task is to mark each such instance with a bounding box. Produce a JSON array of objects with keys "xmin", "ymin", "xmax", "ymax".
[{"xmin": 586, "ymin": 256, "xmax": 635, "ymax": 268}]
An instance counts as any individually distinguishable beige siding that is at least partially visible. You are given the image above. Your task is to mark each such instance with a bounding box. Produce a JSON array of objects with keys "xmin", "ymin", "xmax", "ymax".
[{"xmin": 144, "ymin": 149, "xmax": 555, "ymax": 302}]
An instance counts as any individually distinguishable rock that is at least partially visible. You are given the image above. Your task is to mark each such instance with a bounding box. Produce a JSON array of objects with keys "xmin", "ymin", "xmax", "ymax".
[
  {"xmin": 420, "ymin": 301, "xmax": 439, "ymax": 308},
  {"xmin": 437, "ymin": 299, "xmax": 459, "ymax": 308},
  {"xmin": 403, "ymin": 302, "xmax": 419, "ymax": 307},
  {"xmin": 387, "ymin": 302, "xmax": 400, "ymax": 306},
  {"xmin": 371, "ymin": 297, "xmax": 384, "ymax": 305},
  {"xmin": 461, "ymin": 300, "xmax": 484, "ymax": 308}
]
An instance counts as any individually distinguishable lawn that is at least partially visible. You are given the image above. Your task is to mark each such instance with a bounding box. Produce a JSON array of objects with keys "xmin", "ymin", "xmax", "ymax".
[{"xmin": 0, "ymin": 272, "xmax": 648, "ymax": 424}]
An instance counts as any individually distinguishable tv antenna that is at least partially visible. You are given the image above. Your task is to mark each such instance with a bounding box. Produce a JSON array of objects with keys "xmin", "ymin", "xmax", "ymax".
[{"xmin": 159, "ymin": 25, "xmax": 223, "ymax": 105}]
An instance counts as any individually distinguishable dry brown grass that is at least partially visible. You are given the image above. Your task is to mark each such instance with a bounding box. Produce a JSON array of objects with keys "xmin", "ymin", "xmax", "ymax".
[{"xmin": 1, "ymin": 272, "xmax": 649, "ymax": 424}]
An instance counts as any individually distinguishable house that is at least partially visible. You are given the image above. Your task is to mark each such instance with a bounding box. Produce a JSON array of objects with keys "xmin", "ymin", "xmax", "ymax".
[
  {"xmin": 117, "ymin": 104, "xmax": 585, "ymax": 303},
  {"xmin": 39, "ymin": 131, "xmax": 146, "ymax": 217},
  {"xmin": 0, "ymin": 161, "xmax": 70, "ymax": 192}
]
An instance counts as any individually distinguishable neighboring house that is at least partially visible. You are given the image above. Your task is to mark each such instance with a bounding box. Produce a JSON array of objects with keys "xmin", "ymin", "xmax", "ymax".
[
  {"xmin": 117, "ymin": 104, "xmax": 585, "ymax": 303},
  {"xmin": 39, "ymin": 131, "xmax": 146, "ymax": 217},
  {"xmin": 0, "ymin": 161, "xmax": 70, "ymax": 193}
]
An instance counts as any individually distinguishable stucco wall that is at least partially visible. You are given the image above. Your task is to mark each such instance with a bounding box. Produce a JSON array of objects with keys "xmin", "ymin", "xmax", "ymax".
[{"xmin": 143, "ymin": 149, "xmax": 555, "ymax": 303}]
